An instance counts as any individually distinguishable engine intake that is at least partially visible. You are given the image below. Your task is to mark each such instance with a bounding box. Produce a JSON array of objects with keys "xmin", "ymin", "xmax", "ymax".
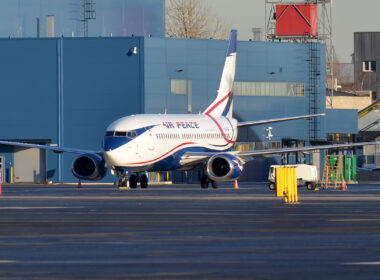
[
  {"xmin": 72, "ymin": 153, "xmax": 107, "ymax": 181},
  {"xmin": 206, "ymin": 154, "xmax": 243, "ymax": 181}
]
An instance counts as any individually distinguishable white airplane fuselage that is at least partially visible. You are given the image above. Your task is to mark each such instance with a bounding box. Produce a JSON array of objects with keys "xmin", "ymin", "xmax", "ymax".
[{"xmin": 103, "ymin": 114, "xmax": 238, "ymax": 172}]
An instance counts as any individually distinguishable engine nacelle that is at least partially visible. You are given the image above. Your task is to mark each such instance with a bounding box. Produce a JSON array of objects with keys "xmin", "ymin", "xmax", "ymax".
[
  {"xmin": 72, "ymin": 153, "xmax": 107, "ymax": 181},
  {"xmin": 206, "ymin": 153, "xmax": 244, "ymax": 181}
]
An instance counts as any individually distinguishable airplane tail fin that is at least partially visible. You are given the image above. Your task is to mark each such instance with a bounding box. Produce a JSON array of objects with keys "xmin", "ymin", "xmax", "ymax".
[{"xmin": 203, "ymin": 29, "xmax": 237, "ymax": 118}]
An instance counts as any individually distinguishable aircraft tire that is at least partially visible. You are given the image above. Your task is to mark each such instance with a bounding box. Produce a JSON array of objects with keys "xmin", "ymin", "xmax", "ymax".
[
  {"xmin": 140, "ymin": 174, "xmax": 148, "ymax": 188},
  {"xmin": 211, "ymin": 180, "xmax": 218, "ymax": 189},
  {"xmin": 201, "ymin": 175, "xmax": 209, "ymax": 189},
  {"xmin": 129, "ymin": 175, "xmax": 138, "ymax": 189}
]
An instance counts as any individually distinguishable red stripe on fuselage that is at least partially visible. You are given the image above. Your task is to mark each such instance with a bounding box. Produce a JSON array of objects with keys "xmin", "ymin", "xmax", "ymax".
[
  {"xmin": 204, "ymin": 90, "xmax": 233, "ymax": 115},
  {"xmin": 204, "ymin": 90, "xmax": 235, "ymax": 144},
  {"xmin": 205, "ymin": 114, "xmax": 235, "ymax": 144}
]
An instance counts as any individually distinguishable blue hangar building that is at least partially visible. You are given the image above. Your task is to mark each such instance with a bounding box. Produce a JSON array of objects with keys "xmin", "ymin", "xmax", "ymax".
[{"xmin": 0, "ymin": 1, "xmax": 357, "ymax": 183}]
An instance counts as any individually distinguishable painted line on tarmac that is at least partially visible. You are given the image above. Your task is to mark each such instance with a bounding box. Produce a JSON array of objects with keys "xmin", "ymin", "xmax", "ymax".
[
  {"xmin": 330, "ymin": 218, "xmax": 380, "ymax": 222},
  {"xmin": 343, "ymin": 261, "xmax": 380, "ymax": 266},
  {"xmin": 0, "ymin": 260, "xmax": 17, "ymax": 264},
  {"xmin": 0, "ymin": 206, "xmax": 84, "ymax": 210},
  {"xmin": 0, "ymin": 195, "xmax": 283, "ymax": 201},
  {"xmin": 1, "ymin": 260, "xmax": 265, "ymax": 265}
]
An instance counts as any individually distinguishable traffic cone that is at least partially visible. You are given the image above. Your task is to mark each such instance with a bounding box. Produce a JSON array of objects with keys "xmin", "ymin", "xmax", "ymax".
[
  {"xmin": 234, "ymin": 180, "xmax": 239, "ymax": 189},
  {"xmin": 77, "ymin": 179, "xmax": 82, "ymax": 189},
  {"xmin": 341, "ymin": 177, "xmax": 347, "ymax": 191}
]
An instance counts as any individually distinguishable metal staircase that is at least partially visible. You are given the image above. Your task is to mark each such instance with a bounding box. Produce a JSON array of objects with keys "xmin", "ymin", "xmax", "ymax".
[
  {"xmin": 306, "ymin": 41, "xmax": 321, "ymax": 141},
  {"xmin": 358, "ymin": 100, "xmax": 380, "ymax": 141}
]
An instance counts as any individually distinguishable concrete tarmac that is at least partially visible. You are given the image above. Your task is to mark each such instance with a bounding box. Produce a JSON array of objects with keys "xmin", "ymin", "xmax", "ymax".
[{"xmin": 0, "ymin": 182, "xmax": 380, "ymax": 279}]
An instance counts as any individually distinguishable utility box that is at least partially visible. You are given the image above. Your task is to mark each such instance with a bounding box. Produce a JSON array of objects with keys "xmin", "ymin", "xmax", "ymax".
[
  {"xmin": 345, "ymin": 155, "xmax": 357, "ymax": 182},
  {"xmin": 276, "ymin": 4, "xmax": 317, "ymax": 37}
]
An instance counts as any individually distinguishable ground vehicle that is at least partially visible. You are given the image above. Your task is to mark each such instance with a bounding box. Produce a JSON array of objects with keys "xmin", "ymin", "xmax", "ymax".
[{"xmin": 268, "ymin": 164, "xmax": 318, "ymax": 191}]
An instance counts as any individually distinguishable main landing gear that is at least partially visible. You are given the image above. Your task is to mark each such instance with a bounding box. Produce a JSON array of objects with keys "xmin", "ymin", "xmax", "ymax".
[
  {"xmin": 200, "ymin": 174, "xmax": 218, "ymax": 189},
  {"xmin": 116, "ymin": 170, "xmax": 149, "ymax": 189},
  {"xmin": 128, "ymin": 173, "xmax": 148, "ymax": 189}
]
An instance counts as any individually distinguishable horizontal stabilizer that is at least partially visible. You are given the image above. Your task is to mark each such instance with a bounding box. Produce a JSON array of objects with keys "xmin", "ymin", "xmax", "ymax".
[{"xmin": 237, "ymin": 113, "xmax": 325, "ymax": 128}]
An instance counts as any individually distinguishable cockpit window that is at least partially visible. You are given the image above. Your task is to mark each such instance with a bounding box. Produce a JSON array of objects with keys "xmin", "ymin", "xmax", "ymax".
[
  {"xmin": 127, "ymin": 131, "xmax": 137, "ymax": 138},
  {"xmin": 105, "ymin": 130, "xmax": 137, "ymax": 139},
  {"xmin": 114, "ymin": 131, "xmax": 127, "ymax": 137}
]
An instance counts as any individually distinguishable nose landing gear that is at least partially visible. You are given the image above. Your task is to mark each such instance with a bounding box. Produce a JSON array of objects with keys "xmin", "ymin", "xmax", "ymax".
[
  {"xmin": 200, "ymin": 174, "xmax": 218, "ymax": 189},
  {"xmin": 115, "ymin": 169, "xmax": 149, "ymax": 189}
]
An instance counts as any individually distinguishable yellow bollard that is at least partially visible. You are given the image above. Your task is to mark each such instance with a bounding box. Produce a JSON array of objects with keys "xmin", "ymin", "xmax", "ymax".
[
  {"xmin": 276, "ymin": 167, "xmax": 285, "ymax": 197},
  {"xmin": 275, "ymin": 167, "xmax": 298, "ymax": 203},
  {"xmin": 10, "ymin": 167, "xmax": 14, "ymax": 184},
  {"xmin": 288, "ymin": 167, "xmax": 298, "ymax": 203}
]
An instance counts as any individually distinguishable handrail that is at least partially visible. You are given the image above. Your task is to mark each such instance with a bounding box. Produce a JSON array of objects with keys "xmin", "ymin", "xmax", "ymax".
[
  {"xmin": 360, "ymin": 119, "xmax": 380, "ymax": 132},
  {"xmin": 358, "ymin": 100, "xmax": 380, "ymax": 118}
]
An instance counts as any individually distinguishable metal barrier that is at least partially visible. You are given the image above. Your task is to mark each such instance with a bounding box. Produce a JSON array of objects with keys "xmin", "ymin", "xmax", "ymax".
[{"xmin": 275, "ymin": 167, "xmax": 298, "ymax": 203}]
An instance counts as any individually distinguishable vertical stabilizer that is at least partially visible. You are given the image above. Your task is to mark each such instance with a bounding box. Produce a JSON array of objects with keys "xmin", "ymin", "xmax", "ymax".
[{"xmin": 203, "ymin": 30, "xmax": 237, "ymax": 118}]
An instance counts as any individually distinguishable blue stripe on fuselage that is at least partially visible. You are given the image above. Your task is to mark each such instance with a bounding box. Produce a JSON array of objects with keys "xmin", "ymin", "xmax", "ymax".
[
  {"xmin": 226, "ymin": 29, "xmax": 237, "ymax": 56},
  {"xmin": 103, "ymin": 125, "xmax": 156, "ymax": 151},
  {"xmin": 149, "ymin": 147, "xmax": 220, "ymax": 171},
  {"xmin": 103, "ymin": 136, "xmax": 132, "ymax": 151},
  {"xmin": 221, "ymin": 95, "xmax": 233, "ymax": 117}
]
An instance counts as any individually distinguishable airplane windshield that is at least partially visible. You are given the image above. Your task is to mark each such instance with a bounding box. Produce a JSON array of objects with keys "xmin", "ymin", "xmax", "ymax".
[{"xmin": 105, "ymin": 131, "xmax": 137, "ymax": 139}]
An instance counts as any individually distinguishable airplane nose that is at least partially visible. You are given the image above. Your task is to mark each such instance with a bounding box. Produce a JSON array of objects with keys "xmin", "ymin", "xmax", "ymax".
[{"xmin": 103, "ymin": 150, "xmax": 116, "ymax": 165}]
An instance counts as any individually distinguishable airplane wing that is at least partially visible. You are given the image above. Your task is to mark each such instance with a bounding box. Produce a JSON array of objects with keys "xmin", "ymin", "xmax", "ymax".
[
  {"xmin": 237, "ymin": 113, "xmax": 325, "ymax": 128},
  {"xmin": 181, "ymin": 141, "xmax": 380, "ymax": 165},
  {"xmin": 0, "ymin": 140, "xmax": 99, "ymax": 154},
  {"xmin": 236, "ymin": 141, "xmax": 380, "ymax": 160}
]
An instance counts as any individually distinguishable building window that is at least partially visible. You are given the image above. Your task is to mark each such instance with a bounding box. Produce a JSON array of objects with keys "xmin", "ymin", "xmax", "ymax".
[
  {"xmin": 363, "ymin": 61, "xmax": 376, "ymax": 72},
  {"xmin": 170, "ymin": 79, "xmax": 193, "ymax": 113},
  {"xmin": 234, "ymin": 81, "xmax": 304, "ymax": 97},
  {"xmin": 171, "ymin": 79, "xmax": 187, "ymax": 94}
]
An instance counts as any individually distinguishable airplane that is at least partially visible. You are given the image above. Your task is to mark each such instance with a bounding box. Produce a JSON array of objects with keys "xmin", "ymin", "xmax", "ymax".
[{"xmin": 0, "ymin": 29, "xmax": 378, "ymax": 188}]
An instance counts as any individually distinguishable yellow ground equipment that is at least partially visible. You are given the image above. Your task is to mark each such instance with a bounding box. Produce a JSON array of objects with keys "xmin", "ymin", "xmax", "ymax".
[{"xmin": 275, "ymin": 167, "xmax": 298, "ymax": 203}]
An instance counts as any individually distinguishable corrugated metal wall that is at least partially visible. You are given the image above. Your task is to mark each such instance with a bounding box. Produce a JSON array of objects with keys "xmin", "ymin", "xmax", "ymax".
[
  {"xmin": 0, "ymin": 37, "xmax": 144, "ymax": 182},
  {"xmin": 354, "ymin": 32, "xmax": 380, "ymax": 96}
]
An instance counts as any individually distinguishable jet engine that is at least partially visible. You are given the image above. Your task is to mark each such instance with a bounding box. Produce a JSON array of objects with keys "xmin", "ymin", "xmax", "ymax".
[
  {"xmin": 72, "ymin": 153, "xmax": 107, "ymax": 181},
  {"xmin": 206, "ymin": 153, "xmax": 244, "ymax": 181}
]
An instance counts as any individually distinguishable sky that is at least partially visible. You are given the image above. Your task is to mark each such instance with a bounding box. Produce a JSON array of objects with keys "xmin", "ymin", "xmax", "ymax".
[{"xmin": 205, "ymin": 0, "xmax": 380, "ymax": 63}]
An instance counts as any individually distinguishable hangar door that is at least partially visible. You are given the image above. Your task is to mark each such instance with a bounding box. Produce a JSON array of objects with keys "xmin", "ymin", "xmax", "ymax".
[{"xmin": 14, "ymin": 147, "xmax": 46, "ymax": 183}]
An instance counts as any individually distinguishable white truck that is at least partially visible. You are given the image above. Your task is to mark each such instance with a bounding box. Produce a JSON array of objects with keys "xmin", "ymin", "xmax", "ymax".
[{"xmin": 268, "ymin": 164, "xmax": 318, "ymax": 191}]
